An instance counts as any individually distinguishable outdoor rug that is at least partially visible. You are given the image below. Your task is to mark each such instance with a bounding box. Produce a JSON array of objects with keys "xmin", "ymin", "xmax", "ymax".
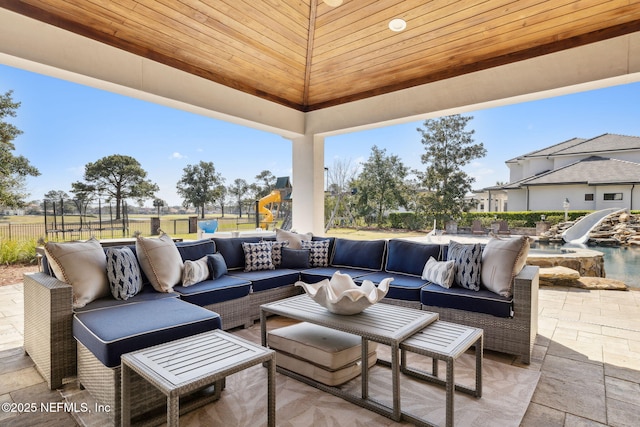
[{"xmin": 61, "ymin": 317, "xmax": 540, "ymax": 426}]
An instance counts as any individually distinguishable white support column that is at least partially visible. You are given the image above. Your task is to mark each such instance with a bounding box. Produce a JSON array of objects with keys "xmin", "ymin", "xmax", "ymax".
[{"xmin": 291, "ymin": 134, "xmax": 325, "ymax": 234}]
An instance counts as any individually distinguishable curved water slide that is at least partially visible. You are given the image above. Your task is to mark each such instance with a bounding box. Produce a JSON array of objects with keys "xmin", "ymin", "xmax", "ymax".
[
  {"xmin": 561, "ymin": 207, "xmax": 626, "ymax": 244},
  {"xmin": 258, "ymin": 190, "xmax": 281, "ymax": 228}
]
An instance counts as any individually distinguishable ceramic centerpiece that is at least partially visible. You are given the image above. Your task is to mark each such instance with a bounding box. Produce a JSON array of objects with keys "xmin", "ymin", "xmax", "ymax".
[{"xmin": 295, "ymin": 271, "xmax": 393, "ymax": 315}]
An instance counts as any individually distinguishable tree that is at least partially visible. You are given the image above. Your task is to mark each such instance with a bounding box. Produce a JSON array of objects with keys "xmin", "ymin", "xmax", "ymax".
[
  {"xmin": 355, "ymin": 145, "xmax": 408, "ymax": 228},
  {"xmin": 253, "ymin": 170, "xmax": 276, "ymax": 199},
  {"xmin": 415, "ymin": 114, "xmax": 487, "ymax": 226},
  {"xmin": 75, "ymin": 154, "xmax": 158, "ymax": 220},
  {"xmin": 153, "ymin": 198, "xmax": 166, "ymax": 216},
  {"xmin": 228, "ymin": 178, "xmax": 249, "ymax": 217},
  {"xmin": 325, "ymin": 159, "xmax": 358, "ymax": 231},
  {"xmin": 176, "ymin": 161, "xmax": 225, "ymax": 219},
  {"xmin": 0, "ymin": 90, "xmax": 40, "ymax": 207},
  {"xmin": 43, "ymin": 190, "xmax": 74, "ymax": 215},
  {"xmin": 70, "ymin": 181, "xmax": 98, "ymax": 222}
]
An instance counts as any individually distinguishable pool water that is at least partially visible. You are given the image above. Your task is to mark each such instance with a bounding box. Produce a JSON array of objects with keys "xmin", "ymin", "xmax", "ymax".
[{"xmin": 534, "ymin": 242, "xmax": 640, "ymax": 289}]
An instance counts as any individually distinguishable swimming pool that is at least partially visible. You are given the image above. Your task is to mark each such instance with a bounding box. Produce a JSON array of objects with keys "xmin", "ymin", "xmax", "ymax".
[{"xmin": 534, "ymin": 241, "xmax": 640, "ymax": 289}]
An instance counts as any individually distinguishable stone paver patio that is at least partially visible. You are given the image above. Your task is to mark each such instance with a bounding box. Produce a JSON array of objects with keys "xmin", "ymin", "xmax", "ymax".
[{"xmin": 1, "ymin": 280, "xmax": 639, "ymax": 426}]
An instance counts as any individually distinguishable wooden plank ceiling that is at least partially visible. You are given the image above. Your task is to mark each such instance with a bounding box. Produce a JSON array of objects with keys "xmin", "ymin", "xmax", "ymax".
[{"xmin": 3, "ymin": 0, "xmax": 640, "ymax": 112}]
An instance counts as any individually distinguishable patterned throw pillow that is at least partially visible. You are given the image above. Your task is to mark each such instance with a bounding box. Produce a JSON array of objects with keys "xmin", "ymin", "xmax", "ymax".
[
  {"xmin": 242, "ymin": 241, "xmax": 275, "ymax": 271},
  {"xmin": 182, "ymin": 255, "xmax": 210, "ymax": 287},
  {"xmin": 447, "ymin": 240, "xmax": 482, "ymax": 291},
  {"xmin": 268, "ymin": 241, "xmax": 289, "ymax": 267},
  {"xmin": 106, "ymin": 247, "xmax": 143, "ymax": 300},
  {"xmin": 301, "ymin": 240, "xmax": 330, "ymax": 267},
  {"xmin": 421, "ymin": 257, "xmax": 455, "ymax": 289}
]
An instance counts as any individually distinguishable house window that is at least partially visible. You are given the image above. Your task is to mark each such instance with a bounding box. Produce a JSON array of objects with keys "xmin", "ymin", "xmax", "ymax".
[
  {"xmin": 584, "ymin": 193, "xmax": 594, "ymax": 201},
  {"xmin": 603, "ymin": 193, "xmax": 623, "ymax": 201},
  {"xmin": 479, "ymin": 203, "xmax": 484, "ymax": 210}
]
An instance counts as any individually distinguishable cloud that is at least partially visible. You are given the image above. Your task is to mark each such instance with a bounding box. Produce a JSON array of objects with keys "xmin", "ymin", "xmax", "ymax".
[{"xmin": 169, "ymin": 152, "xmax": 186, "ymax": 160}]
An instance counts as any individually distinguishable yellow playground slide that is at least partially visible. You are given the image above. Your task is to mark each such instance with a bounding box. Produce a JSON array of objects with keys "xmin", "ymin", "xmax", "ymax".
[{"xmin": 258, "ymin": 190, "xmax": 281, "ymax": 228}]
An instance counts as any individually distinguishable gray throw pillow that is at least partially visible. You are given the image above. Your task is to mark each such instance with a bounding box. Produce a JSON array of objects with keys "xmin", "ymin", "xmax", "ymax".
[{"xmin": 182, "ymin": 255, "xmax": 210, "ymax": 287}]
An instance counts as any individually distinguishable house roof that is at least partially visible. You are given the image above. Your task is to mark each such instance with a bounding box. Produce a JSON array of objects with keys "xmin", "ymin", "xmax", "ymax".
[
  {"xmin": 3, "ymin": 1, "xmax": 640, "ymax": 112},
  {"xmin": 510, "ymin": 156, "xmax": 640, "ymax": 187},
  {"xmin": 505, "ymin": 137, "xmax": 586, "ymax": 163},
  {"xmin": 506, "ymin": 134, "xmax": 640, "ymax": 163}
]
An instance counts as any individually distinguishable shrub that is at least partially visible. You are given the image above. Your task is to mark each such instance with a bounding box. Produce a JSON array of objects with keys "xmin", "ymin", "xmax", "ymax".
[{"xmin": 0, "ymin": 238, "xmax": 38, "ymax": 265}]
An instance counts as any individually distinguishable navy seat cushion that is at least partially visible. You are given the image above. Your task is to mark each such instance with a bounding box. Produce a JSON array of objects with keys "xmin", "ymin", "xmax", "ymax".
[
  {"xmin": 299, "ymin": 267, "xmax": 375, "ymax": 284},
  {"xmin": 74, "ymin": 285, "xmax": 178, "ymax": 313},
  {"xmin": 176, "ymin": 239, "xmax": 216, "ymax": 261},
  {"xmin": 421, "ymin": 283, "xmax": 513, "ymax": 318},
  {"xmin": 330, "ymin": 238, "xmax": 387, "ymax": 271},
  {"xmin": 355, "ymin": 271, "xmax": 427, "ymax": 302},
  {"xmin": 212, "ymin": 237, "xmax": 262, "ymax": 270},
  {"xmin": 173, "ymin": 276, "xmax": 251, "ymax": 306},
  {"xmin": 73, "ymin": 298, "xmax": 221, "ymax": 367},
  {"xmin": 228, "ymin": 269, "xmax": 300, "ymax": 292},
  {"xmin": 385, "ymin": 239, "xmax": 443, "ymax": 277}
]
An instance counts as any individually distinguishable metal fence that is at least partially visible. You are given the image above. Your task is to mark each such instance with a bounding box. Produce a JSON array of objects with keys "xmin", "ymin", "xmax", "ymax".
[
  {"xmin": 0, "ymin": 216, "xmax": 266, "ymax": 242},
  {"xmin": 0, "ymin": 218, "xmax": 193, "ymax": 242}
]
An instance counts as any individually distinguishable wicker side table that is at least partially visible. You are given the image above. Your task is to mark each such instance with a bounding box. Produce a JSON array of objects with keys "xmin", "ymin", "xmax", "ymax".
[
  {"xmin": 121, "ymin": 330, "xmax": 275, "ymax": 427},
  {"xmin": 400, "ymin": 321, "xmax": 483, "ymax": 427}
]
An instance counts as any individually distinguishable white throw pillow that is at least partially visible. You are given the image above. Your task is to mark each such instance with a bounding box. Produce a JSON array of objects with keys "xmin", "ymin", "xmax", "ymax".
[
  {"xmin": 44, "ymin": 237, "xmax": 109, "ymax": 308},
  {"xmin": 275, "ymin": 228, "xmax": 313, "ymax": 250},
  {"xmin": 136, "ymin": 233, "xmax": 183, "ymax": 292},
  {"xmin": 182, "ymin": 255, "xmax": 210, "ymax": 287},
  {"xmin": 421, "ymin": 257, "xmax": 455, "ymax": 288},
  {"xmin": 481, "ymin": 236, "xmax": 530, "ymax": 297}
]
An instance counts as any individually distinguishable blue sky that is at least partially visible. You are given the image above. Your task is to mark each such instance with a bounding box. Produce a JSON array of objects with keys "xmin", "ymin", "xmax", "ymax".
[{"xmin": 3, "ymin": 63, "xmax": 640, "ymax": 207}]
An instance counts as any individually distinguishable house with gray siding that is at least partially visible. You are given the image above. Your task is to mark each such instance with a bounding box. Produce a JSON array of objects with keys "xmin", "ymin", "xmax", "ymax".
[{"xmin": 503, "ymin": 134, "xmax": 640, "ymax": 212}]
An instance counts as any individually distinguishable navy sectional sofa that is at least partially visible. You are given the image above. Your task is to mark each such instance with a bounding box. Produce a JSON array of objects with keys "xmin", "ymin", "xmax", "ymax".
[{"xmin": 24, "ymin": 234, "xmax": 538, "ymax": 425}]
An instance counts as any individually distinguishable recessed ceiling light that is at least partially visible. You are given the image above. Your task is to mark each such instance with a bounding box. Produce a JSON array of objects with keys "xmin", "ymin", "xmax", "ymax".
[
  {"xmin": 389, "ymin": 18, "xmax": 407, "ymax": 32},
  {"xmin": 323, "ymin": 0, "xmax": 343, "ymax": 7}
]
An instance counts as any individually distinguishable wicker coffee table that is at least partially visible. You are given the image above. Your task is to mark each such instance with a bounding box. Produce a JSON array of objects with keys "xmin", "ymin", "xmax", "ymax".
[
  {"xmin": 260, "ymin": 294, "xmax": 438, "ymax": 422},
  {"xmin": 400, "ymin": 321, "xmax": 483, "ymax": 427},
  {"xmin": 121, "ymin": 330, "xmax": 276, "ymax": 427}
]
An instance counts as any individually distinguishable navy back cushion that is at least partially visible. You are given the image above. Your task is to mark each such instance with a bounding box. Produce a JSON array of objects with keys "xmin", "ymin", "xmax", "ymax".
[
  {"xmin": 385, "ymin": 239, "xmax": 443, "ymax": 277},
  {"xmin": 211, "ymin": 237, "xmax": 262, "ymax": 270},
  {"xmin": 330, "ymin": 238, "xmax": 386, "ymax": 271},
  {"xmin": 176, "ymin": 239, "xmax": 216, "ymax": 261}
]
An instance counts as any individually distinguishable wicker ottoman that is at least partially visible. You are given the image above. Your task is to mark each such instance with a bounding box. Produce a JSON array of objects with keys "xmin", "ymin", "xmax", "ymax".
[{"xmin": 267, "ymin": 322, "xmax": 377, "ymax": 386}]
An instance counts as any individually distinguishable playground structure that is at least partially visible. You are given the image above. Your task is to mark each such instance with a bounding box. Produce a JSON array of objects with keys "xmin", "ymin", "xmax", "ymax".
[{"xmin": 258, "ymin": 177, "xmax": 292, "ymax": 229}]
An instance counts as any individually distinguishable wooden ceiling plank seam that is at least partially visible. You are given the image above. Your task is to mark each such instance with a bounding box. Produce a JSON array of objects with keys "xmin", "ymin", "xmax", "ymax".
[
  {"xmin": 115, "ymin": 0, "xmax": 308, "ymax": 85},
  {"xmin": 312, "ymin": 0, "xmax": 553, "ymax": 65},
  {"xmin": 234, "ymin": 0, "xmax": 310, "ymax": 37},
  {"xmin": 306, "ymin": 17, "xmax": 640, "ymax": 110},
  {"xmin": 21, "ymin": 0, "xmax": 123, "ymax": 36},
  {"xmin": 311, "ymin": 0, "xmax": 631, "ymax": 76},
  {"xmin": 1, "ymin": 1, "xmax": 305, "ymax": 108},
  {"xmin": 302, "ymin": 0, "xmax": 318, "ymax": 106},
  {"xmin": 310, "ymin": 6, "xmax": 640, "ymax": 92},
  {"xmin": 310, "ymin": 13, "xmax": 640, "ymax": 104},
  {"xmin": 81, "ymin": 1, "xmax": 307, "ymax": 101},
  {"xmin": 312, "ymin": 0, "xmax": 524, "ymax": 65},
  {"xmin": 204, "ymin": 0, "xmax": 309, "ymax": 53},
  {"xmin": 135, "ymin": 0, "xmax": 306, "ymax": 69}
]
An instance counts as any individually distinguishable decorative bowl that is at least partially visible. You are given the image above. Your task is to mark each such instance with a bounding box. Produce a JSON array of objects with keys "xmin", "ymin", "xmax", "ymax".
[{"xmin": 295, "ymin": 271, "xmax": 393, "ymax": 315}]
